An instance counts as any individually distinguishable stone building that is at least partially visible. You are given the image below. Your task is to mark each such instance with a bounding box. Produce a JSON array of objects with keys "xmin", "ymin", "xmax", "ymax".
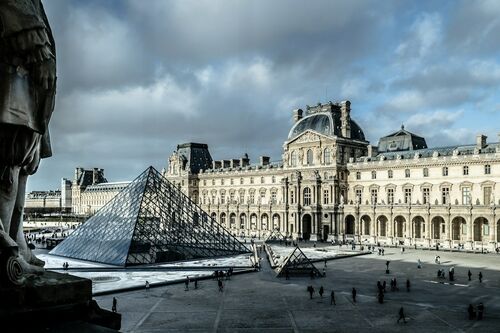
[
  {"xmin": 70, "ymin": 167, "xmax": 129, "ymax": 215},
  {"xmin": 164, "ymin": 100, "xmax": 500, "ymax": 251}
]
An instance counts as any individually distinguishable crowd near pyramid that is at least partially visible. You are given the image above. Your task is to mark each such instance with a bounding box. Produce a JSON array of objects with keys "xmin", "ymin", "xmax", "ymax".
[{"xmin": 50, "ymin": 166, "xmax": 250, "ymax": 266}]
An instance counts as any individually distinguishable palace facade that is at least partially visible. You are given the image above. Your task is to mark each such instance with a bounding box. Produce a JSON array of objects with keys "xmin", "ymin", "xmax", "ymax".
[{"xmin": 164, "ymin": 101, "xmax": 500, "ymax": 251}]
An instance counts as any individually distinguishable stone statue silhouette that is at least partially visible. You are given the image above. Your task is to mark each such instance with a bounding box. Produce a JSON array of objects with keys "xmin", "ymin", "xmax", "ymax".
[{"xmin": 0, "ymin": 0, "xmax": 56, "ymax": 284}]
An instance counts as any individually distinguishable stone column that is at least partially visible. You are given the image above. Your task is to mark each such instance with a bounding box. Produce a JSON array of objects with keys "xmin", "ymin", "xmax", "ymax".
[{"xmin": 467, "ymin": 213, "xmax": 473, "ymax": 250}]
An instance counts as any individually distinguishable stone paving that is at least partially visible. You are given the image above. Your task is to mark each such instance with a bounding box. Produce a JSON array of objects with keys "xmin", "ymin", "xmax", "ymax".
[{"xmin": 95, "ymin": 245, "xmax": 500, "ymax": 332}]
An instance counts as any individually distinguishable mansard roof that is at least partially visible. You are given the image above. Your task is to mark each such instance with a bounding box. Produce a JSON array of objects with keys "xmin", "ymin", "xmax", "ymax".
[
  {"xmin": 377, "ymin": 125, "xmax": 427, "ymax": 153},
  {"xmin": 176, "ymin": 142, "xmax": 213, "ymax": 174}
]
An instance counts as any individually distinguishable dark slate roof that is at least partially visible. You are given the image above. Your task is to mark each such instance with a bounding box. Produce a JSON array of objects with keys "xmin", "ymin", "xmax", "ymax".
[
  {"xmin": 377, "ymin": 126, "xmax": 427, "ymax": 153},
  {"xmin": 354, "ymin": 142, "xmax": 499, "ymax": 162},
  {"xmin": 177, "ymin": 143, "xmax": 213, "ymax": 174},
  {"xmin": 76, "ymin": 169, "xmax": 107, "ymax": 186},
  {"xmin": 288, "ymin": 112, "xmax": 366, "ymax": 141}
]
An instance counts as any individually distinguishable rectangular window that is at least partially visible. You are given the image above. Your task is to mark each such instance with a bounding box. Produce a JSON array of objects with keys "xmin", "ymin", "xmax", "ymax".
[
  {"xmin": 230, "ymin": 192, "xmax": 235, "ymax": 203},
  {"xmin": 484, "ymin": 187, "xmax": 492, "ymax": 205},
  {"xmin": 355, "ymin": 189, "xmax": 362, "ymax": 204},
  {"xmin": 260, "ymin": 192, "xmax": 266, "ymax": 204},
  {"xmin": 271, "ymin": 192, "xmax": 277, "ymax": 204},
  {"xmin": 387, "ymin": 188, "xmax": 394, "ymax": 204},
  {"xmin": 485, "ymin": 164, "xmax": 491, "ymax": 175},
  {"xmin": 371, "ymin": 189, "xmax": 378, "ymax": 204},
  {"xmin": 484, "ymin": 224, "xmax": 489, "ymax": 236},
  {"xmin": 423, "ymin": 168, "xmax": 429, "ymax": 177},
  {"xmin": 404, "ymin": 188, "xmax": 412, "ymax": 204},
  {"xmin": 249, "ymin": 194, "xmax": 255, "ymax": 204},
  {"xmin": 220, "ymin": 195, "xmax": 225, "ymax": 204},
  {"xmin": 463, "ymin": 166, "xmax": 469, "ymax": 176},
  {"xmin": 442, "ymin": 167, "xmax": 448, "ymax": 176},
  {"xmin": 441, "ymin": 187, "xmax": 450, "ymax": 204},
  {"xmin": 356, "ymin": 172, "xmax": 361, "ymax": 180},
  {"xmin": 462, "ymin": 187, "xmax": 471, "ymax": 205},
  {"xmin": 405, "ymin": 169, "xmax": 410, "ymax": 178},
  {"xmin": 290, "ymin": 191, "xmax": 295, "ymax": 204},
  {"xmin": 371, "ymin": 171, "xmax": 376, "ymax": 179},
  {"xmin": 323, "ymin": 189, "xmax": 329, "ymax": 204},
  {"xmin": 423, "ymin": 188, "xmax": 430, "ymax": 204},
  {"xmin": 388, "ymin": 170, "xmax": 393, "ymax": 179}
]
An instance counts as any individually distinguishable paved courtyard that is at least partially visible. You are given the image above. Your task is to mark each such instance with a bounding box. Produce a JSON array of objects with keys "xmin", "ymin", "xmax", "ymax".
[{"xmin": 95, "ymin": 246, "xmax": 500, "ymax": 332}]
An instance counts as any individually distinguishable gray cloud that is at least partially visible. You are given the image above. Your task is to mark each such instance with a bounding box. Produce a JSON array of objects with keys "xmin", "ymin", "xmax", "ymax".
[{"xmin": 28, "ymin": 0, "xmax": 500, "ymax": 191}]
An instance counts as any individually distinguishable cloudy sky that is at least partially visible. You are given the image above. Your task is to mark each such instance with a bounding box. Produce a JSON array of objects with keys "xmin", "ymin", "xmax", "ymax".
[{"xmin": 29, "ymin": 0, "xmax": 500, "ymax": 191}]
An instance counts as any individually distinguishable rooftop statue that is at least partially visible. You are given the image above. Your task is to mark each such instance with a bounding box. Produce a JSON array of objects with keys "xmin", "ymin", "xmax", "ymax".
[{"xmin": 0, "ymin": 0, "xmax": 56, "ymax": 284}]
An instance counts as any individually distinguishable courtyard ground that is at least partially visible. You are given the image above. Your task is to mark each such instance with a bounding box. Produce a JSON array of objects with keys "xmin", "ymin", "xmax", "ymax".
[{"xmin": 93, "ymin": 244, "xmax": 500, "ymax": 332}]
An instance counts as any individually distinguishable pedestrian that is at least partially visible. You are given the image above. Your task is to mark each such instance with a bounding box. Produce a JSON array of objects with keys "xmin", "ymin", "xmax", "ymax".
[
  {"xmin": 352, "ymin": 287, "xmax": 357, "ymax": 303},
  {"xmin": 307, "ymin": 285, "xmax": 314, "ymax": 299},
  {"xmin": 382, "ymin": 280, "xmax": 386, "ymax": 293},
  {"xmin": 397, "ymin": 307, "xmax": 407, "ymax": 324},
  {"xmin": 478, "ymin": 272, "xmax": 483, "ymax": 283},
  {"xmin": 382, "ymin": 248, "xmax": 385, "ymax": 256},
  {"xmin": 406, "ymin": 279, "xmax": 410, "ymax": 292},
  {"xmin": 194, "ymin": 279, "xmax": 198, "ymax": 289},
  {"xmin": 477, "ymin": 302, "xmax": 484, "ymax": 320},
  {"xmin": 417, "ymin": 259, "xmax": 422, "ymax": 269},
  {"xmin": 323, "ymin": 268, "xmax": 326, "ymax": 277},
  {"xmin": 378, "ymin": 291, "xmax": 384, "ymax": 304},
  {"xmin": 324, "ymin": 259, "xmax": 327, "ymax": 268},
  {"xmin": 218, "ymin": 279, "xmax": 223, "ymax": 292},
  {"xmin": 319, "ymin": 286, "xmax": 324, "ymax": 298},
  {"xmin": 145, "ymin": 280, "xmax": 150, "ymax": 290},
  {"xmin": 468, "ymin": 270, "xmax": 472, "ymax": 281},
  {"xmin": 330, "ymin": 290, "xmax": 336, "ymax": 305},
  {"xmin": 111, "ymin": 297, "xmax": 117, "ymax": 313},
  {"xmin": 185, "ymin": 278, "xmax": 189, "ymax": 291},
  {"xmin": 468, "ymin": 304, "xmax": 475, "ymax": 320}
]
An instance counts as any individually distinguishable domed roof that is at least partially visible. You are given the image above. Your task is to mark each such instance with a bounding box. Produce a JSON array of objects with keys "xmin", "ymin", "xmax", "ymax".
[{"xmin": 288, "ymin": 112, "xmax": 366, "ymax": 141}]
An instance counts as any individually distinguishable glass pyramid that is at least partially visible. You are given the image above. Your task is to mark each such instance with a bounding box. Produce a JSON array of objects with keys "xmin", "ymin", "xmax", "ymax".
[
  {"xmin": 276, "ymin": 246, "xmax": 321, "ymax": 278},
  {"xmin": 265, "ymin": 229, "xmax": 286, "ymax": 243},
  {"xmin": 50, "ymin": 166, "xmax": 251, "ymax": 266}
]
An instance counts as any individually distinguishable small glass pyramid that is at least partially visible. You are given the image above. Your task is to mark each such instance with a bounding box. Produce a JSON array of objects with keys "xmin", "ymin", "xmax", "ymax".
[{"xmin": 50, "ymin": 166, "xmax": 250, "ymax": 266}]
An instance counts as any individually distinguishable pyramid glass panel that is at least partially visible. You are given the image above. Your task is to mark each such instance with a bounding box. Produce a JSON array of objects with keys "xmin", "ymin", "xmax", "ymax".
[
  {"xmin": 51, "ymin": 166, "xmax": 250, "ymax": 266},
  {"xmin": 276, "ymin": 246, "xmax": 321, "ymax": 278}
]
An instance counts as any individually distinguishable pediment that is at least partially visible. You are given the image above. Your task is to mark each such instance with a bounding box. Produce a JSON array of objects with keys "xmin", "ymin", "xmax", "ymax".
[{"xmin": 287, "ymin": 130, "xmax": 332, "ymax": 145}]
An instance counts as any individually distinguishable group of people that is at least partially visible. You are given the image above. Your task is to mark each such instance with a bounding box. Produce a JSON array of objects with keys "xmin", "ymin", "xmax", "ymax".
[
  {"xmin": 468, "ymin": 303, "xmax": 485, "ymax": 320},
  {"xmin": 62, "ymin": 261, "xmax": 70, "ymax": 270},
  {"xmin": 306, "ymin": 285, "xmax": 338, "ymax": 305}
]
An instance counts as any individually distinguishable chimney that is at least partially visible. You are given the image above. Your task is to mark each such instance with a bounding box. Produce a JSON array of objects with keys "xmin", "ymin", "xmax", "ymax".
[
  {"xmin": 367, "ymin": 145, "xmax": 378, "ymax": 158},
  {"xmin": 293, "ymin": 109, "xmax": 303, "ymax": 123},
  {"xmin": 240, "ymin": 154, "xmax": 250, "ymax": 167},
  {"xmin": 222, "ymin": 160, "xmax": 231, "ymax": 168},
  {"xmin": 260, "ymin": 156, "xmax": 270, "ymax": 166},
  {"xmin": 212, "ymin": 161, "xmax": 222, "ymax": 169},
  {"xmin": 230, "ymin": 159, "xmax": 240, "ymax": 168},
  {"xmin": 74, "ymin": 167, "xmax": 82, "ymax": 182},
  {"xmin": 476, "ymin": 134, "xmax": 487, "ymax": 149},
  {"xmin": 340, "ymin": 100, "xmax": 351, "ymax": 138}
]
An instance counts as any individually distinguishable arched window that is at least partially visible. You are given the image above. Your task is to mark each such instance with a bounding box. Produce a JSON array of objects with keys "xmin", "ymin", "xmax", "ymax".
[
  {"xmin": 324, "ymin": 148, "xmax": 331, "ymax": 165},
  {"xmin": 291, "ymin": 151, "xmax": 297, "ymax": 167},
  {"xmin": 303, "ymin": 187, "xmax": 311, "ymax": 205},
  {"xmin": 307, "ymin": 149, "xmax": 313, "ymax": 165}
]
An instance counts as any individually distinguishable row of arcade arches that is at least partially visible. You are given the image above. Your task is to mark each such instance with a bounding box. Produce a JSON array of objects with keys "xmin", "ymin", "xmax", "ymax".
[
  {"xmin": 211, "ymin": 212, "xmax": 281, "ymax": 231},
  {"xmin": 344, "ymin": 214, "xmax": 499, "ymax": 242}
]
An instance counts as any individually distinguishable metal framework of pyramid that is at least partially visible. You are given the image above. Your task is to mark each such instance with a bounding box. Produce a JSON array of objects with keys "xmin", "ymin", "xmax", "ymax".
[
  {"xmin": 50, "ymin": 166, "xmax": 251, "ymax": 266},
  {"xmin": 265, "ymin": 229, "xmax": 286, "ymax": 243},
  {"xmin": 276, "ymin": 246, "xmax": 322, "ymax": 278}
]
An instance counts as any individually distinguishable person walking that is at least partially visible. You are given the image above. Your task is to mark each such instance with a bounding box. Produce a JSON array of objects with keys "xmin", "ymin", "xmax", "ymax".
[
  {"xmin": 218, "ymin": 279, "xmax": 223, "ymax": 292},
  {"xmin": 330, "ymin": 290, "xmax": 336, "ymax": 305},
  {"xmin": 307, "ymin": 285, "xmax": 314, "ymax": 299},
  {"xmin": 478, "ymin": 272, "xmax": 483, "ymax": 283},
  {"xmin": 417, "ymin": 259, "xmax": 422, "ymax": 269},
  {"xmin": 477, "ymin": 302, "xmax": 484, "ymax": 320},
  {"xmin": 468, "ymin": 304, "xmax": 475, "ymax": 320},
  {"xmin": 406, "ymin": 279, "xmax": 410, "ymax": 292},
  {"xmin": 185, "ymin": 278, "xmax": 189, "ymax": 291},
  {"xmin": 319, "ymin": 286, "xmax": 324, "ymax": 298},
  {"xmin": 382, "ymin": 280, "xmax": 387, "ymax": 293},
  {"xmin": 194, "ymin": 279, "xmax": 198, "ymax": 289},
  {"xmin": 397, "ymin": 307, "xmax": 407, "ymax": 324},
  {"xmin": 468, "ymin": 270, "xmax": 472, "ymax": 281},
  {"xmin": 111, "ymin": 297, "xmax": 117, "ymax": 313},
  {"xmin": 352, "ymin": 287, "xmax": 357, "ymax": 303},
  {"xmin": 145, "ymin": 280, "xmax": 150, "ymax": 290}
]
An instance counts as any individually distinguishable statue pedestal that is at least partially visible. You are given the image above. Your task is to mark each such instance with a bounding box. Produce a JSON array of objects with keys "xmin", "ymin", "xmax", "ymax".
[{"xmin": 0, "ymin": 271, "xmax": 121, "ymax": 330}]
